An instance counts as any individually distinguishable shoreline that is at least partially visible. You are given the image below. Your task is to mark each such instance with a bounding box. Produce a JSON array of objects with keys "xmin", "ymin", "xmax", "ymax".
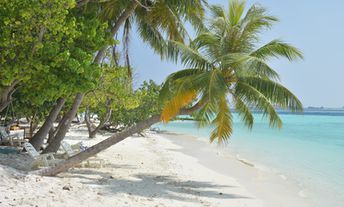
[
  {"xmin": 157, "ymin": 131, "xmax": 312, "ymax": 207},
  {"xmin": 0, "ymin": 127, "xmax": 312, "ymax": 206}
]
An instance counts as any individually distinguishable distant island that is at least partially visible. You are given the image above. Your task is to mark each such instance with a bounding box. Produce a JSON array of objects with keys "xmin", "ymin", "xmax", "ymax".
[{"xmin": 306, "ymin": 106, "xmax": 344, "ymax": 111}]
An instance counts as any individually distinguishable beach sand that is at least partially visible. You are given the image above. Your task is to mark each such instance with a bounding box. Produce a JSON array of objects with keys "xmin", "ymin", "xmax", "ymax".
[{"xmin": 0, "ymin": 126, "xmax": 311, "ymax": 207}]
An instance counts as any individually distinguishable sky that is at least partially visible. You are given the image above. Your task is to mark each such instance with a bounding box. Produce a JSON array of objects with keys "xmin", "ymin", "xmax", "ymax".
[{"xmin": 128, "ymin": 0, "xmax": 344, "ymax": 108}]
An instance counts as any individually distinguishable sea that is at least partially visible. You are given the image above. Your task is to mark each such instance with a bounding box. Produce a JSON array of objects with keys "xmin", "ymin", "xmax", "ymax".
[{"xmin": 154, "ymin": 109, "xmax": 344, "ymax": 206}]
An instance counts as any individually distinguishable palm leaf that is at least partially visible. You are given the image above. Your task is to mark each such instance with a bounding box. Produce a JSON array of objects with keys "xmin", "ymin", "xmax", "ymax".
[
  {"xmin": 210, "ymin": 96, "xmax": 233, "ymax": 143},
  {"xmin": 235, "ymin": 82, "xmax": 283, "ymax": 128},
  {"xmin": 159, "ymin": 69, "xmax": 204, "ymax": 102},
  {"xmin": 167, "ymin": 40, "xmax": 213, "ymax": 70},
  {"xmin": 161, "ymin": 89, "xmax": 197, "ymax": 122},
  {"xmin": 239, "ymin": 77, "xmax": 303, "ymax": 111},
  {"xmin": 233, "ymin": 96, "xmax": 254, "ymax": 129},
  {"xmin": 228, "ymin": 0, "xmax": 246, "ymax": 26},
  {"xmin": 136, "ymin": 17, "xmax": 168, "ymax": 57},
  {"xmin": 251, "ymin": 39, "xmax": 303, "ymax": 61},
  {"xmin": 239, "ymin": 4, "xmax": 278, "ymax": 42}
]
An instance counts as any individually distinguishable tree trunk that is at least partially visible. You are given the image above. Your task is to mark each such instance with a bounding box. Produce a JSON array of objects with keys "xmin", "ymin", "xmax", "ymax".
[
  {"xmin": 29, "ymin": 98, "xmax": 65, "ymax": 150},
  {"xmin": 32, "ymin": 101, "xmax": 205, "ymax": 176},
  {"xmin": 93, "ymin": 1, "xmax": 139, "ymax": 64},
  {"xmin": 0, "ymin": 80, "xmax": 20, "ymax": 112},
  {"xmin": 48, "ymin": 1, "xmax": 139, "ymax": 147},
  {"xmin": 34, "ymin": 115, "xmax": 160, "ymax": 176},
  {"xmin": 43, "ymin": 93, "xmax": 84, "ymax": 153},
  {"xmin": 84, "ymin": 106, "xmax": 94, "ymax": 137},
  {"xmin": 93, "ymin": 107, "xmax": 112, "ymax": 136},
  {"xmin": 29, "ymin": 121, "xmax": 38, "ymax": 139},
  {"xmin": 85, "ymin": 103, "xmax": 112, "ymax": 138},
  {"xmin": 47, "ymin": 125, "xmax": 55, "ymax": 145},
  {"xmin": 39, "ymin": 0, "xmax": 140, "ymax": 156}
]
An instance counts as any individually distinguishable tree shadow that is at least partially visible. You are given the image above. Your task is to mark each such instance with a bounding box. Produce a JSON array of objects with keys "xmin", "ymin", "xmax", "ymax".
[{"xmin": 70, "ymin": 170, "xmax": 250, "ymax": 203}]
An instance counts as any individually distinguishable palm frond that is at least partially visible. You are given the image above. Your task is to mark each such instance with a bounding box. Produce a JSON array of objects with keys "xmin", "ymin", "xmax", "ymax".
[
  {"xmin": 159, "ymin": 69, "xmax": 204, "ymax": 102},
  {"xmin": 210, "ymin": 5, "xmax": 226, "ymax": 19},
  {"xmin": 239, "ymin": 4, "xmax": 278, "ymax": 42},
  {"xmin": 235, "ymin": 82, "xmax": 282, "ymax": 128},
  {"xmin": 234, "ymin": 56, "xmax": 280, "ymax": 80},
  {"xmin": 100, "ymin": 0, "xmax": 130, "ymax": 21},
  {"xmin": 205, "ymin": 69, "xmax": 228, "ymax": 102},
  {"xmin": 161, "ymin": 89, "xmax": 197, "ymax": 122},
  {"xmin": 136, "ymin": 18, "xmax": 167, "ymax": 57},
  {"xmin": 239, "ymin": 77, "xmax": 303, "ymax": 111},
  {"xmin": 233, "ymin": 95, "xmax": 254, "ymax": 129},
  {"xmin": 228, "ymin": 0, "xmax": 246, "ymax": 26},
  {"xmin": 167, "ymin": 41, "xmax": 213, "ymax": 70},
  {"xmin": 210, "ymin": 96, "xmax": 232, "ymax": 143},
  {"xmin": 194, "ymin": 101, "xmax": 217, "ymax": 128},
  {"xmin": 143, "ymin": 2, "xmax": 188, "ymax": 42},
  {"xmin": 251, "ymin": 39, "xmax": 303, "ymax": 61}
]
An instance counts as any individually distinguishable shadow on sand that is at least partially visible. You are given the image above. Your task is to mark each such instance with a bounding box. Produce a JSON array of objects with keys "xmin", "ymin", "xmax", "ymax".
[{"xmin": 67, "ymin": 168, "xmax": 251, "ymax": 203}]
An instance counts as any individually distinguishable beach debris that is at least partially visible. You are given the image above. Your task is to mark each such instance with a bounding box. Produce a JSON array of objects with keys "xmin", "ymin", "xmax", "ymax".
[{"xmin": 62, "ymin": 184, "xmax": 72, "ymax": 191}]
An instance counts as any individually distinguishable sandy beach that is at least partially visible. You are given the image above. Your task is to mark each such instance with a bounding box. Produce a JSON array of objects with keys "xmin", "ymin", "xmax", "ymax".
[{"xmin": 0, "ymin": 126, "xmax": 312, "ymax": 207}]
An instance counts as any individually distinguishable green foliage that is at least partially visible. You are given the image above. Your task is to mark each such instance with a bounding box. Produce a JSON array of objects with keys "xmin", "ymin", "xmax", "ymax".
[
  {"xmin": 83, "ymin": 66, "xmax": 138, "ymax": 121},
  {"xmin": 110, "ymin": 80, "xmax": 162, "ymax": 127},
  {"xmin": 97, "ymin": 0, "xmax": 207, "ymax": 71},
  {"xmin": 161, "ymin": 0, "xmax": 303, "ymax": 144},
  {"xmin": 0, "ymin": 0, "xmax": 111, "ymax": 117},
  {"xmin": 0, "ymin": 0, "xmax": 75, "ymax": 86}
]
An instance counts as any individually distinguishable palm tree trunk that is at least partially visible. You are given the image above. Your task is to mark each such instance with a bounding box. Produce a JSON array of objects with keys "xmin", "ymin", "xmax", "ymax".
[
  {"xmin": 43, "ymin": 93, "xmax": 84, "ymax": 153},
  {"xmin": 29, "ymin": 98, "xmax": 65, "ymax": 150},
  {"xmin": 50, "ymin": 1, "xmax": 140, "ymax": 147},
  {"xmin": 34, "ymin": 115, "xmax": 160, "ymax": 176},
  {"xmin": 32, "ymin": 101, "xmax": 204, "ymax": 176},
  {"xmin": 93, "ymin": 1, "xmax": 139, "ymax": 64},
  {"xmin": 47, "ymin": 125, "xmax": 55, "ymax": 145}
]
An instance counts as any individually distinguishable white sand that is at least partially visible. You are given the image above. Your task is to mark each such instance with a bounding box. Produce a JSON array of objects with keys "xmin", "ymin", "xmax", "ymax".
[{"xmin": 0, "ymin": 126, "xmax": 312, "ymax": 207}]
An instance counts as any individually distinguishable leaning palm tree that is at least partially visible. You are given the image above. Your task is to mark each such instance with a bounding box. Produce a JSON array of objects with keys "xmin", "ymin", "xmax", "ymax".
[
  {"xmin": 35, "ymin": 0, "xmax": 303, "ymax": 176},
  {"xmin": 160, "ymin": 0, "xmax": 303, "ymax": 143},
  {"xmin": 98, "ymin": 0, "xmax": 208, "ymax": 74},
  {"xmin": 43, "ymin": 0, "xmax": 208, "ymax": 153}
]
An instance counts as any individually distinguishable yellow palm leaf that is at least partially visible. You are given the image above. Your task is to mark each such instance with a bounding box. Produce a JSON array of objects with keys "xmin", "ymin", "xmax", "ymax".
[{"xmin": 161, "ymin": 90, "xmax": 197, "ymax": 122}]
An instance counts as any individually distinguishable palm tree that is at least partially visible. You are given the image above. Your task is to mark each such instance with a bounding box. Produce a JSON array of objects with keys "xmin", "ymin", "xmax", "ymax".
[
  {"xmin": 97, "ymin": 0, "xmax": 207, "ymax": 73},
  {"xmin": 35, "ymin": 0, "xmax": 303, "ymax": 176},
  {"xmin": 43, "ymin": 0, "xmax": 208, "ymax": 153},
  {"xmin": 160, "ymin": 0, "xmax": 303, "ymax": 143},
  {"xmin": 161, "ymin": 1, "xmax": 302, "ymax": 143}
]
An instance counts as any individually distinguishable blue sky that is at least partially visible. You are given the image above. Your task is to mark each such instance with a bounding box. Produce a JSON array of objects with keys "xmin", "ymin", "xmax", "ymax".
[{"xmin": 128, "ymin": 0, "xmax": 344, "ymax": 108}]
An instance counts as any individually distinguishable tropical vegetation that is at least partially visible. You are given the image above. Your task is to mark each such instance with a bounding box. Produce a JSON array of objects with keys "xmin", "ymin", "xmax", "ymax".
[{"xmin": 0, "ymin": 0, "xmax": 303, "ymax": 176}]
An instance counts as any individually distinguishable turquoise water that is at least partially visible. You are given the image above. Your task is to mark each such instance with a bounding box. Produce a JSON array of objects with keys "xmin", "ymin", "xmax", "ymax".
[{"xmin": 155, "ymin": 111, "xmax": 344, "ymax": 206}]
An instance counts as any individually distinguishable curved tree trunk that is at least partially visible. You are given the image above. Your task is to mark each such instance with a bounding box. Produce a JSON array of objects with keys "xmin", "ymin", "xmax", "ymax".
[
  {"xmin": 85, "ymin": 103, "xmax": 112, "ymax": 138},
  {"xmin": 32, "ymin": 101, "xmax": 205, "ymax": 176},
  {"xmin": 0, "ymin": 80, "xmax": 20, "ymax": 112},
  {"xmin": 93, "ymin": 1, "xmax": 139, "ymax": 64},
  {"xmin": 84, "ymin": 106, "xmax": 95, "ymax": 137},
  {"xmin": 49, "ymin": 2, "xmax": 140, "ymax": 148},
  {"xmin": 34, "ymin": 115, "xmax": 160, "ymax": 176},
  {"xmin": 43, "ymin": 93, "xmax": 84, "ymax": 153},
  {"xmin": 29, "ymin": 98, "xmax": 65, "ymax": 150}
]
